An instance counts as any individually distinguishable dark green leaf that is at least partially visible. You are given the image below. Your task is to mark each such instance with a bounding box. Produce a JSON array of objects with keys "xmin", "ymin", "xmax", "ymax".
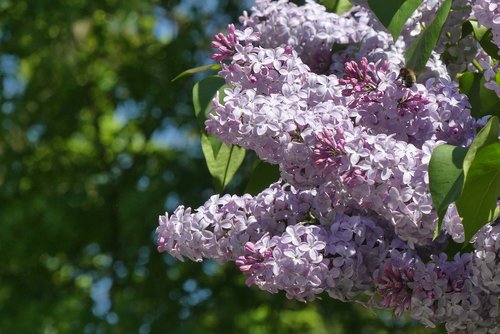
[
  {"xmin": 458, "ymin": 72, "xmax": 500, "ymax": 119},
  {"xmin": 172, "ymin": 64, "xmax": 222, "ymax": 82},
  {"xmin": 456, "ymin": 141, "xmax": 500, "ymax": 244},
  {"xmin": 201, "ymin": 133, "xmax": 246, "ymax": 192},
  {"xmin": 429, "ymin": 144, "xmax": 468, "ymax": 237},
  {"xmin": 446, "ymin": 240, "xmax": 473, "ymax": 258},
  {"xmin": 461, "ymin": 20, "xmax": 473, "ymax": 38},
  {"xmin": 458, "ymin": 72, "xmax": 482, "ymax": 118},
  {"xmin": 245, "ymin": 160, "xmax": 281, "ymax": 195},
  {"xmin": 463, "ymin": 116, "xmax": 499, "ymax": 178},
  {"xmin": 404, "ymin": 0, "xmax": 452, "ymax": 72},
  {"xmin": 319, "ymin": 0, "xmax": 337, "ymax": 12},
  {"xmin": 331, "ymin": 43, "xmax": 353, "ymax": 54},
  {"xmin": 367, "ymin": 0, "xmax": 423, "ymax": 42}
]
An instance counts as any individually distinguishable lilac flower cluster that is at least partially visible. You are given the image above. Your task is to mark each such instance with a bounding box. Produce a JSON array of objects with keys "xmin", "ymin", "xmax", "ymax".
[{"xmin": 157, "ymin": 0, "xmax": 500, "ymax": 331}]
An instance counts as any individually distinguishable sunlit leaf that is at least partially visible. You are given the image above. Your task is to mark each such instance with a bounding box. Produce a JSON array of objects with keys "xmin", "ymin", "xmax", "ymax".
[
  {"xmin": 201, "ymin": 133, "xmax": 246, "ymax": 192},
  {"xmin": 335, "ymin": 0, "xmax": 352, "ymax": 14}
]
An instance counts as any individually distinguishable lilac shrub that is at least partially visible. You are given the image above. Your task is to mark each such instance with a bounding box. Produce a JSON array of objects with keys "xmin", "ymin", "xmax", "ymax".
[{"xmin": 157, "ymin": 0, "xmax": 500, "ymax": 331}]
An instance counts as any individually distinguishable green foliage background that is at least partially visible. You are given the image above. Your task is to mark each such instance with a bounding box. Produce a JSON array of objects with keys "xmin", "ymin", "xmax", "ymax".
[{"xmin": 0, "ymin": 0, "xmax": 444, "ymax": 332}]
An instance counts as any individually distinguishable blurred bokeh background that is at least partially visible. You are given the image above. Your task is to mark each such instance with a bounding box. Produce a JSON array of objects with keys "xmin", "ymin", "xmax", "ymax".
[{"xmin": 0, "ymin": 0, "xmax": 444, "ymax": 332}]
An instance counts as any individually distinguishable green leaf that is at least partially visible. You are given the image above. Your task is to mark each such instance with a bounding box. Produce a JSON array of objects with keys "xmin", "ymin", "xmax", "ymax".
[
  {"xmin": 496, "ymin": 70, "xmax": 500, "ymax": 87},
  {"xmin": 461, "ymin": 20, "xmax": 473, "ymax": 38},
  {"xmin": 201, "ymin": 133, "xmax": 246, "ymax": 192},
  {"xmin": 192, "ymin": 76, "xmax": 227, "ymax": 153},
  {"xmin": 456, "ymin": 141, "xmax": 500, "ymax": 244},
  {"xmin": 334, "ymin": 0, "xmax": 352, "ymax": 14},
  {"xmin": 193, "ymin": 76, "xmax": 226, "ymax": 128},
  {"xmin": 245, "ymin": 160, "xmax": 281, "ymax": 195},
  {"xmin": 367, "ymin": 0, "xmax": 423, "ymax": 42},
  {"xmin": 404, "ymin": 0, "xmax": 452, "ymax": 72},
  {"xmin": 172, "ymin": 64, "xmax": 221, "ymax": 82},
  {"xmin": 193, "ymin": 76, "xmax": 246, "ymax": 191},
  {"xmin": 462, "ymin": 21, "xmax": 500, "ymax": 60},
  {"xmin": 494, "ymin": 205, "xmax": 500, "ymax": 222},
  {"xmin": 429, "ymin": 144, "xmax": 468, "ymax": 235},
  {"xmin": 318, "ymin": 0, "xmax": 337, "ymax": 12},
  {"xmin": 319, "ymin": 0, "xmax": 352, "ymax": 13},
  {"xmin": 458, "ymin": 72, "xmax": 500, "ymax": 119},
  {"xmin": 463, "ymin": 116, "xmax": 499, "ymax": 179},
  {"xmin": 479, "ymin": 76, "xmax": 500, "ymax": 119},
  {"xmin": 458, "ymin": 72, "xmax": 481, "ymax": 118}
]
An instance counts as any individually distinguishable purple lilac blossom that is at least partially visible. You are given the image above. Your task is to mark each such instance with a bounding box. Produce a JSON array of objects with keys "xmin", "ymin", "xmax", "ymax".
[
  {"xmin": 157, "ymin": 0, "xmax": 500, "ymax": 331},
  {"xmin": 410, "ymin": 253, "xmax": 500, "ymax": 332},
  {"xmin": 471, "ymin": 223, "xmax": 500, "ymax": 294}
]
